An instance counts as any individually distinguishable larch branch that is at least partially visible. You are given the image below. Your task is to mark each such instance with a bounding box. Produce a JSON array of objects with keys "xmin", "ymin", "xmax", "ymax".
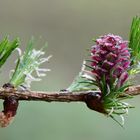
[
  {"xmin": 0, "ymin": 85, "xmax": 140, "ymax": 127},
  {"xmin": 0, "ymin": 85, "xmax": 140, "ymax": 103}
]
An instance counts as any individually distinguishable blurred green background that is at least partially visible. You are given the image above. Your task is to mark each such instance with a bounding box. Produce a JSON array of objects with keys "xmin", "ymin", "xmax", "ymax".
[{"xmin": 0, "ymin": 0, "xmax": 140, "ymax": 140}]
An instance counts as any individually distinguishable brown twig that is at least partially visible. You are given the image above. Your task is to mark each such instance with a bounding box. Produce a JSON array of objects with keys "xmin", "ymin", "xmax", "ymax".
[
  {"xmin": 0, "ymin": 85, "xmax": 140, "ymax": 127},
  {"xmin": 0, "ymin": 88, "xmax": 87, "ymax": 102},
  {"xmin": 0, "ymin": 85, "xmax": 139, "ymax": 102}
]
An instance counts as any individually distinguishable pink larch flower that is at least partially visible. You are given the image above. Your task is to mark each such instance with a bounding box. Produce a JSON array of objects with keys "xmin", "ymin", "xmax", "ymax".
[{"xmin": 90, "ymin": 34, "xmax": 130, "ymax": 92}]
